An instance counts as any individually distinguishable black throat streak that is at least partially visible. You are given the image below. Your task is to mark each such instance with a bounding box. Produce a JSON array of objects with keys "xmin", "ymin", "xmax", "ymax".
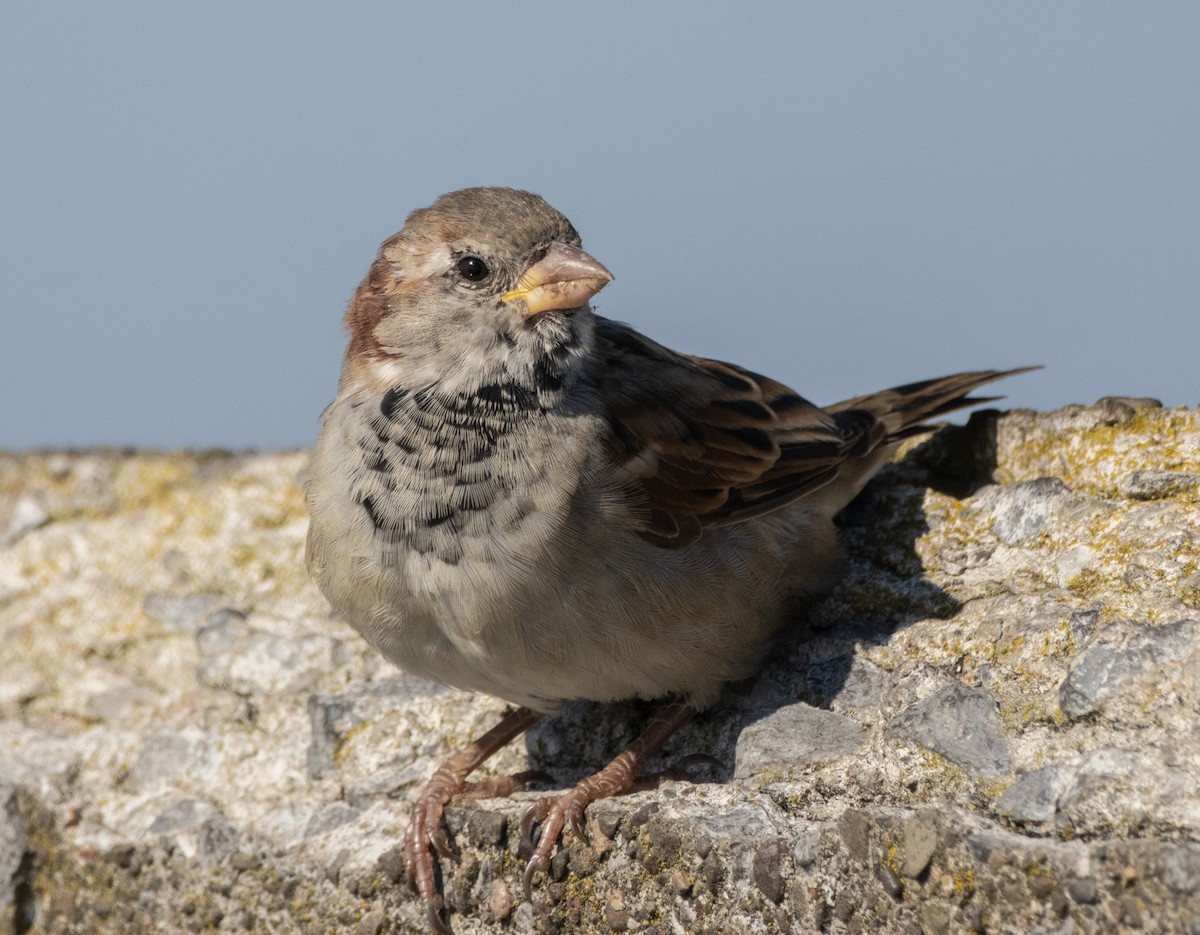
[{"xmin": 349, "ymin": 359, "xmax": 570, "ymax": 565}]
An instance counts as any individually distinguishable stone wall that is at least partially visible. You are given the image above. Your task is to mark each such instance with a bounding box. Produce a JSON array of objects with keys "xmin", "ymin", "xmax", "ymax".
[{"xmin": 1, "ymin": 400, "xmax": 1198, "ymax": 934}]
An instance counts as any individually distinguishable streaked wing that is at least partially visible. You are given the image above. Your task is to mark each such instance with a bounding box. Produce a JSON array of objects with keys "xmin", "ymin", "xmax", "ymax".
[
  {"xmin": 593, "ymin": 319, "xmax": 887, "ymax": 547},
  {"xmin": 593, "ymin": 318, "xmax": 1036, "ymax": 549}
]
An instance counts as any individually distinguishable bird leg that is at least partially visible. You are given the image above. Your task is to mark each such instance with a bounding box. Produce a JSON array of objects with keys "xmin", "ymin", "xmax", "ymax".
[
  {"xmin": 406, "ymin": 705, "xmax": 542, "ymax": 934},
  {"xmin": 518, "ymin": 700, "xmax": 694, "ymax": 899}
]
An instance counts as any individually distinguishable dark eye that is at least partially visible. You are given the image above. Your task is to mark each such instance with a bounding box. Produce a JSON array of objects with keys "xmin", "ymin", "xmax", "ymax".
[{"xmin": 455, "ymin": 255, "xmax": 489, "ymax": 282}]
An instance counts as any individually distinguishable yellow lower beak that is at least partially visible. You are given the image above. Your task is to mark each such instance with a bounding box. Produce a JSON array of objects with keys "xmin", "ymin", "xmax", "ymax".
[{"xmin": 502, "ymin": 242, "xmax": 613, "ymax": 315}]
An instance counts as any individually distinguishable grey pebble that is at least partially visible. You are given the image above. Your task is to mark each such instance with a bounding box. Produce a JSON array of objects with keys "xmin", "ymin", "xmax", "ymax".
[
  {"xmin": 878, "ymin": 863, "xmax": 904, "ymax": 899},
  {"xmin": 751, "ymin": 839, "xmax": 787, "ymax": 903},
  {"xmin": 901, "ymin": 817, "xmax": 938, "ymax": 878},
  {"xmin": 1060, "ymin": 619, "xmax": 1197, "ymax": 719},
  {"xmin": 1126, "ymin": 470, "xmax": 1200, "ymax": 500},
  {"xmin": 303, "ymin": 802, "xmax": 361, "ymax": 839},
  {"xmin": 143, "ymin": 593, "xmax": 218, "ymax": 631},
  {"xmin": 307, "ymin": 676, "xmax": 447, "ymax": 779},
  {"xmin": 995, "ymin": 765, "xmax": 1061, "ymax": 823},
  {"xmin": 734, "ymin": 702, "xmax": 865, "ymax": 780},
  {"xmin": 1164, "ymin": 844, "xmax": 1200, "ymax": 895},
  {"xmin": 887, "ymin": 682, "xmax": 1012, "ymax": 777},
  {"xmin": 984, "ymin": 476, "xmax": 1071, "ymax": 545},
  {"xmin": 355, "ymin": 910, "xmax": 385, "ymax": 935}
]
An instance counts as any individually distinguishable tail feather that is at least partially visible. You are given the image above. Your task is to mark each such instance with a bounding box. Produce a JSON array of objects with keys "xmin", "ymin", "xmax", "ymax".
[
  {"xmin": 809, "ymin": 366, "xmax": 1039, "ymax": 516},
  {"xmin": 827, "ymin": 366, "xmax": 1040, "ymax": 440}
]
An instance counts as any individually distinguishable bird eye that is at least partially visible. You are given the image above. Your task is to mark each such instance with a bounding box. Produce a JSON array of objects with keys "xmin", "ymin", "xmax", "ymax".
[{"xmin": 455, "ymin": 255, "xmax": 489, "ymax": 282}]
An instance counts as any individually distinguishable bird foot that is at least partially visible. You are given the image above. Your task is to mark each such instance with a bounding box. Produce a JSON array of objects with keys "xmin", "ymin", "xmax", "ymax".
[
  {"xmin": 518, "ymin": 786, "xmax": 595, "ymax": 899},
  {"xmin": 515, "ymin": 700, "xmax": 696, "ymax": 900},
  {"xmin": 405, "ymin": 766, "xmax": 460, "ymax": 934},
  {"xmin": 404, "ymin": 701, "xmax": 693, "ymax": 931},
  {"xmin": 404, "ymin": 707, "xmax": 542, "ymax": 934}
]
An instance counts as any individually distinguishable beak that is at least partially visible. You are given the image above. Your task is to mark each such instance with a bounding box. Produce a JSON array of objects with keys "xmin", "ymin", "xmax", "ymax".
[{"xmin": 502, "ymin": 242, "xmax": 613, "ymax": 315}]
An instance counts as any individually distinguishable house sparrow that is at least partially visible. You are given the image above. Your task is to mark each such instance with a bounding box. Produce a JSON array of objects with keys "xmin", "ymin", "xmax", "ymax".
[{"xmin": 305, "ymin": 187, "xmax": 1030, "ymax": 931}]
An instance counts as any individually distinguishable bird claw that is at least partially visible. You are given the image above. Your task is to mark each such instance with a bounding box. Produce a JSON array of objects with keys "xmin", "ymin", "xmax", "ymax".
[
  {"xmin": 396, "ymin": 706, "xmax": 542, "ymax": 933},
  {"xmin": 405, "ymin": 790, "xmax": 451, "ymax": 895},
  {"xmin": 407, "ymin": 800, "xmax": 452, "ymax": 930},
  {"xmin": 517, "ymin": 789, "xmax": 594, "ymax": 899},
  {"xmin": 425, "ymin": 896, "xmax": 451, "ymax": 935},
  {"xmin": 566, "ymin": 803, "xmax": 589, "ymax": 843},
  {"xmin": 522, "ymin": 851, "xmax": 549, "ymax": 902},
  {"xmin": 402, "ymin": 702, "xmax": 693, "ymax": 927},
  {"xmin": 404, "ymin": 769, "xmax": 477, "ymax": 928},
  {"xmin": 430, "ymin": 825, "xmax": 457, "ymax": 861},
  {"xmin": 414, "ymin": 781, "xmax": 594, "ymax": 927},
  {"xmin": 518, "ymin": 799, "xmax": 551, "ymax": 858}
]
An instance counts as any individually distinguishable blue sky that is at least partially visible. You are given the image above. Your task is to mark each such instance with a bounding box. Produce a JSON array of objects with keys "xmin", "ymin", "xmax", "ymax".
[{"xmin": 2, "ymin": 3, "xmax": 1197, "ymax": 448}]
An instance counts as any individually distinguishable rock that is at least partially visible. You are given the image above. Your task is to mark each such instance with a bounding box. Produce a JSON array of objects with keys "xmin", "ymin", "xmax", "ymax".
[
  {"xmin": 1, "ymin": 494, "xmax": 48, "ymax": 545},
  {"xmin": 147, "ymin": 800, "xmax": 236, "ymax": 865},
  {"xmin": 303, "ymin": 803, "xmax": 361, "ymax": 839},
  {"xmin": 751, "ymin": 838, "xmax": 787, "ymax": 903},
  {"xmin": 887, "ymin": 682, "xmax": 1012, "ymax": 777},
  {"xmin": 733, "ymin": 703, "xmax": 865, "ymax": 780},
  {"xmin": 142, "ymin": 593, "xmax": 218, "ymax": 631},
  {"xmin": 2, "ymin": 405, "xmax": 1200, "ymax": 933},
  {"xmin": 1057, "ymin": 747, "xmax": 1139, "ymax": 814},
  {"xmin": 196, "ymin": 612, "xmax": 346, "ymax": 695},
  {"xmin": 305, "ymin": 675, "xmax": 449, "ymax": 780},
  {"xmin": 1092, "ymin": 396, "xmax": 1162, "ymax": 419},
  {"xmin": 1164, "ymin": 845, "xmax": 1200, "ymax": 895},
  {"xmin": 901, "ymin": 815, "xmax": 938, "ymax": 878},
  {"xmin": 1126, "ymin": 470, "xmax": 1200, "ymax": 500},
  {"xmin": 1059, "ymin": 643, "xmax": 1138, "ymax": 720},
  {"xmin": 807, "ymin": 654, "xmax": 890, "ymax": 710},
  {"xmin": 995, "ymin": 765, "xmax": 1063, "ymax": 823},
  {"xmin": 791, "ymin": 829, "xmax": 821, "ymax": 868},
  {"xmin": 0, "ymin": 785, "xmax": 28, "ymax": 919},
  {"xmin": 838, "ymin": 808, "xmax": 871, "ymax": 861},
  {"xmin": 979, "ymin": 476, "xmax": 1072, "ymax": 545},
  {"xmin": 1067, "ymin": 877, "xmax": 1100, "ymax": 904},
  {"xmin": 131, "ymin": 728, "xmax": 218, "ymax": 788},
  {"xmin": 355, "ymin": 909, "xmax": 385, "ymax": 935},
  {"xmin": 1059, "ymin": 619, "xmax": 1198, "ymax": 719}
]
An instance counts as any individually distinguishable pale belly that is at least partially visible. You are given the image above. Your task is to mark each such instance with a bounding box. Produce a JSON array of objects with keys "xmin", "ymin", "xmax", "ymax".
[{"xmin": 305, "ymin": 395, "xmax": 842, "ymax": 711}]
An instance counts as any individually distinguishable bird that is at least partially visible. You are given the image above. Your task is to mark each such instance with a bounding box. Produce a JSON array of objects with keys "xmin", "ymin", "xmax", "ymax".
[{"xmin": 304, "ymin": 186, "xmax": 1032, "ymax": 932}]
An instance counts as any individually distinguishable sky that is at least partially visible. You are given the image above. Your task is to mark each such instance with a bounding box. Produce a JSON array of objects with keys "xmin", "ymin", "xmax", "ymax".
[{"xmin": 2, "ymin": 3, "xmax": 1198, "ymax": 449}]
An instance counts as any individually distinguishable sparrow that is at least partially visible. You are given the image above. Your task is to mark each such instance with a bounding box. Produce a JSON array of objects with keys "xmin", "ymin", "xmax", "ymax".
[{"xmin": 304, "ymin": 186, "xmax": 1031, "ymax": 932}]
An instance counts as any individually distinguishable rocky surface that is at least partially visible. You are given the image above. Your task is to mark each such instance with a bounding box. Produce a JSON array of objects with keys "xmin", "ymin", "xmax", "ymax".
[{"xmin": 2, "ymin": 399, "xmax": 1199, "ymax": 934}]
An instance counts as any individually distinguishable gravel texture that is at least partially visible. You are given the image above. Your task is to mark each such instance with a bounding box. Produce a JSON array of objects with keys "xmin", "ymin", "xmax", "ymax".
[{"xmin": 2, "ymin": 399, "xmax": 1199, "ymax": 934}]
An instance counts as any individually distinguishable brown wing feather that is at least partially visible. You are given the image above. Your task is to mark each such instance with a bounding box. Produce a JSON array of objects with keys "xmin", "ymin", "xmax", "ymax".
[
  {"xmin": 595, "ymin": 320, "xmax": 875, "ymax": 546},
  {"xmin": 593, "ymin": 318, "xmax": 1038, "ymax": 549}
]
